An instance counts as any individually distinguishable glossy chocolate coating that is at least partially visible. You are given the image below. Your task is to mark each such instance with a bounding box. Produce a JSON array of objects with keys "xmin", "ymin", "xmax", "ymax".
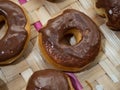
[
  {"xmin": 40, "ymin": 9, "xmax": 101, "ymax": 68},
  {"xmin": 0, "ymin": 1, "xmax": 28, "ymax": 62},
  {"xmin": 96, "ymin": 0, "xmax": 120, "ymax": 30},
  {"xmin": 26, "ymin": 69, "xmax": 70, "ymax": 90}
]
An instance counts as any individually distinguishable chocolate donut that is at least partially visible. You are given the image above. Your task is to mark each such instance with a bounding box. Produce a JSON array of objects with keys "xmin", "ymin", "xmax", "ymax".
[
  {"xmin": 39, "ymin": 9, "xmax": 101, "ymax": 72},
  {"xmin": 96, "ymin": 0, "xmax": 120, "ymax": 30},
  {"xmin": 26, "ymin": 69, "xmax": 74, "ymax": 90},
  {"xmin": 0, "ymin": 1, "xmax": 30, "ymax": 65}
]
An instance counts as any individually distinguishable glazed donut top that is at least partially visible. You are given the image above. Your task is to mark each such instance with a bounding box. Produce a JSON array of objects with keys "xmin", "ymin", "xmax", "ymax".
[
  {"xmin": 40, "ymin": 9, "xmax": 101, "ymax": 68},
  {"xmin": 0, "ymin": 1, "xmax": 28, "ymax": 62},
  {"xmin": 26, "ymin": 69, "xmax": 70, "ymax": 90},
  {"xmin": 96, "ymin": 0, "xmax": 120, "ymax": 30}
]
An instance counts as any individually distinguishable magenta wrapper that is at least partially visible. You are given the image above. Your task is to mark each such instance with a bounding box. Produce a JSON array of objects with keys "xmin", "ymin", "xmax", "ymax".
[
  {"xmin": 66, "ymin": 73, "xmax": 83, "ymax": 90},
  {"xmin": 34, "ymin": 21, "xmax": 43, "ymax": 31},
  {"xmin": 18, "ymin": 0, "xmax": 27, "ymax": 4}
]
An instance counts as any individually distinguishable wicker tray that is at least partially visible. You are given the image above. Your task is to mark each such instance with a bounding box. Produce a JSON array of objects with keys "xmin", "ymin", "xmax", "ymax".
[{"xmin": 0, "ymin": 0, "xmax": 120, "ymax": 90}]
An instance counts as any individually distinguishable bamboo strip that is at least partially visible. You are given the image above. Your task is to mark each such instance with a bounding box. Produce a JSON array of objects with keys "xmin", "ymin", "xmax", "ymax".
[
  {"xmin": 44, "ymin": 0, "xmax": 76, "ymax": 13},
  {"xmin": 99, "ymin": 59, "xmax": 119, "ymax": 83},
  {"xmin": 22, "ymin": 0, "xmax": 44, "ymax": 12},
  {"xmin": 104, "ymin": 59, "xmax": 120, "ymax": 80},
  {"xmin": 96, "ymin": 85, "xmax": 104, "ymax": 90},
  {"xmin": 44, "ymin": 1, "xmax": 61, "ymax": 16},
  {"xmin": 100, "ymin": 24, "xmax": 120, "ymax": 52},
  {"xmin": 70, "ymin": 1, "xmax": 87, "ymax": 14},
  {"xmin": 6, "ymin": 76, "xmax": 26, "ymax": 90},
  {"xmin": 102, "ymin": 39, "xmax": 120, "ymax": 66},
  {"xmin": 79, "ymin": 0, "xmax": 93, "ymax": 9},
  {"xmin": 83, "ymin": 81, "xmax": 98, "ymax": 90},
  {"xmin": 30, "ymin": 25, "xmax": 38, "ymax": 39},
  {"xmin": 76, "ymin": 65, "xmax": 105, "ymax": 87},
  {"xmin": 21, "ymin": 68, "xmax": 33, "ymax": 83},
  {"xmin": 1, "ymin": 58, "xmax": 29, "ymax": 82},
  {"xmin": 0, "ymin": 70, "xmax": 7, "ymax": 84},
  {"xmin": 21, "ymin": 87, "xmax": 26, "ymax": 90},
  {"xmin": 37, "ymin": 6, "xmax": 51, "ymax": 25},
  {"xmin": 97, "ymin": 75, "xmax": 116, "ymax": 90},
  {"xmin": 28, "ymin": 11, "xmax": 40, "ymax": 24}
]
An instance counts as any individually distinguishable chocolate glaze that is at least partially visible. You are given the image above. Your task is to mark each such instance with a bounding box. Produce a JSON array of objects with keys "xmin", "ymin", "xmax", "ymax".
[
  {"xmin": 0, "ymin": 1, "xmax": 28, "ymax": 62},
  {"xmin": 26, "ymin": 69, "xmax": 70, "ymax": 90},
  {"xmin": 40, "ymin": 9, "xmax": 101, "ymax": 68},
  {"xmin": 96, "ymin": 0, "xmax": 120, "ymax": 30}
]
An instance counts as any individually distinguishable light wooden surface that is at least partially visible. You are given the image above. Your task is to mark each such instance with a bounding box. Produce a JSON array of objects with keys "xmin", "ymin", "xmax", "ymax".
[{"xmin": 0, "ymin": 0, "xmax": 120, "ymax": 90}]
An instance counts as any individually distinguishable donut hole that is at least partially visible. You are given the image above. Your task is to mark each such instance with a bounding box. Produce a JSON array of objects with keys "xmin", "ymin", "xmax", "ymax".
[
  {"xmin": 61, "ymin": 33, "xmax": 75, "ymax": 45},
  {"xmin": 60, "ymin": 29, "xmax": 82, "ymax": 46},
  {"xmin": 0, "ymin": 16, "xmax": 8, "ymax": 40}
]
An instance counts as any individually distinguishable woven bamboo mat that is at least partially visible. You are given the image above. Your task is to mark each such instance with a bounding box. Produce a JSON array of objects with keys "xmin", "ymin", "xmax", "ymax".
[{"xmin": 0, "ymin": 0, "xmax": 120, "ymax": 90}]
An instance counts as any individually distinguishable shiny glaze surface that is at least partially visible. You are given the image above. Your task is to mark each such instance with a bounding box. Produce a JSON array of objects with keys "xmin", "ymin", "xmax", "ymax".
[
  {"xmin": 27, "ymin": 69, "xmax": 70, "ymax": 90},
  {"xmin": 96, "ymin": 0, "xmax": 120, "ymax": 30},
  {"xmin": 0, "ymin": 1, "xmax": 28, "ymax": 61},
  {"xmin": 40, "ymin": 9, "xmax": 101, "ymax": 68}
]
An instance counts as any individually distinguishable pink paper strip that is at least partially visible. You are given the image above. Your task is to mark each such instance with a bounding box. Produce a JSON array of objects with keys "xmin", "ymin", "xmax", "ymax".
[
  {"xmin": 18, "ymin": 0, "xmax": 27, "ymax": 4},
  {"xmin": 34, "ymin": 21, "xmax": 43, "ymax": 31},
  {"xmin": 66, "ymin": 73, "xmax": 83, "ymax": 90}
]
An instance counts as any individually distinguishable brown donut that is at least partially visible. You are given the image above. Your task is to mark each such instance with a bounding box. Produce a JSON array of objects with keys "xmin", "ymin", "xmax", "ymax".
[
  {"xmin": 0, "ymin": 1, "xmax": 30, "ymax": 65},
  {"xmin": 38, "ymin": 9, "xmax": 101, "ymax": 72},
  {"xmin": 26, "ymin": 69, "xmax": 74, "ymax": 90},
  {"xmin": 96, "ymin": 0, "xmax": 120, "ymax": 30}
]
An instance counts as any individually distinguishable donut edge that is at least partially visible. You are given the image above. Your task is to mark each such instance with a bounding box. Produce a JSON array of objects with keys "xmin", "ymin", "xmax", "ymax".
[
  {"xmin": 38, "ymin": 9, "xmax": 101, "ymax": 72},
  {"xmin": 0, "ymin": 1, "xmax": 31, "ymax": 65},
  {"xmin": 38, "ymin": 33, "xmax": 93, "ymax": 72}
]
